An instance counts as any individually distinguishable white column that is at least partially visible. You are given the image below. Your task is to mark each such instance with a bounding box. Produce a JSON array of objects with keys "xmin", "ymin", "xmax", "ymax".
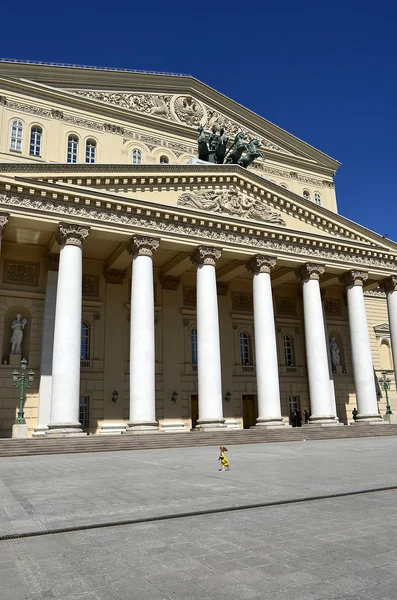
[
  {"xmin": 126, "ymin": 235, "xmax": 159, "ymax": 432},
  {"xmin": 0, "ymin": 213, "xmax": 9, "ymax": 254},
  {"xmin": 246, "ymin": 255, "xmax": 284, "ymax": 427},
  {"xmin": 342, "ymin": 270, "xmax": 383, "ymax": 423},
  {"xmin": 47, "ymin": 223, "xmax": 89, "ymax": 436},
  {"xmin": 191, "ymin": 246, "xmax": 225, "ymax": 430},
  {"xmin": 381, "ymin": 276, "xmax": 397, "ymax": 379},
  {"xmin": 297, "ymin": 264, "xmax": 337, "ymax": 425},
  {"xmin": 33, "ymin": 255, "xmax": 59, "ymax": 436}
]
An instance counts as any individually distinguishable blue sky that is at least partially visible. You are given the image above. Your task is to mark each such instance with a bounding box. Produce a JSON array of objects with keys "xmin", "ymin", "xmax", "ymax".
[{"xmin": 1, "ymin": 0, "xmax": 396, "ymax": 238}]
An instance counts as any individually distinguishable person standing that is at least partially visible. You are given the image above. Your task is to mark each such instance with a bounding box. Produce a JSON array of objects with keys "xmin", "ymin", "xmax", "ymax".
[{"xmin": 218, "ymin": 446, "xmax": 230, "ymax": 471}]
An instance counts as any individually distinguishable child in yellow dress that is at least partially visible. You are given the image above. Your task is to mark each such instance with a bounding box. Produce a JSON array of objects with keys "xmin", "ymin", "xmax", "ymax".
[{"xmin": 218, "ymin": 446, "xmax": 230, "ymax": 471}]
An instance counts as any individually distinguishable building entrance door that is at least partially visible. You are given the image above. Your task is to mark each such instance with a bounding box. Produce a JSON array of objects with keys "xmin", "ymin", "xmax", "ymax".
[
  {"xmin": 191, "ymin": 394, "xmax": 198, "ymax": 430},
  {"xmin": 242, "ymin": 394, "xmax": 257, "ymax": 429}
]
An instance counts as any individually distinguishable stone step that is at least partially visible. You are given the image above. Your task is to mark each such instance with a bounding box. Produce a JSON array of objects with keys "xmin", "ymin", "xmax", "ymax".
[{"xmin": 1, "ymin": 424, "xmax": 397, "ymax": 457}]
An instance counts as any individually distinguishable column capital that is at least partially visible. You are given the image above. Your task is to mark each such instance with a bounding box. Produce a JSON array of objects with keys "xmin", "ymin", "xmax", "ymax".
[
  {"xmin": 190, "ymin": 246, "xmax": 222, "ymax": 267},
  {"xmin": 295, "ymin": 263, "xmax": 325, "ymax": 282},
  {"xmin": 0, "ymin": 212, "xmax": 9, "ymax": 234},
  {"xmin": 379, "ymin": 275, "xmax": 397, "ymax": 293},
  {"xmin": 340, "ymin": 270, "xmax": 368, "ymax": 287},
  {"xmin": 246, "ymin": 254, "xmax": 276, "ymax": 275},
  {"xmin": 104, "ymin": 268, "xmax": 127, "ymax": 284},
  {"xmin": 126, "ymin": 235, "xmax": 160, "ymax": 257},
  {"xmin": 56, "ymin": 223, "xmax": 90, "ymax": 249},
  {"xmin": 160, "ymin": 274, "xmax": 180, "ymax": 290},
  {"xmin": 44, "ymin": 253, "xmax": 59, "ymax": 272}
]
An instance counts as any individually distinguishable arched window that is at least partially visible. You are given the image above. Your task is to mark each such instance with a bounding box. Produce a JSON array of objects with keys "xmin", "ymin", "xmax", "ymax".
[
  {"xmin": 85, "ymin": 139, "xmax": 96, "ymax": 163},
  {"xmin": 314, "ymin": 192, "xmax": 321, "ymax": 205},
  {"xmin": 303, "ymin": 190, "xmax": 310, "ymax": 200},
  {"xmin": 280, "ymin": 183, "xmax": 288, "ymax": 189},
  {"xmin": 81, "ymin": 321, "xmax": 90, "ymax": 360},
  {"xmin": 190, "ymin": 328, "xmax": 198, "ymax": 364},
  {"xmin": 283, "ymin": 335, "xmax": 294, "ymax": 366},
  {"xmin": 132, "ymin": 148, "xmax": 142, "ymax": 164},
  {"xmin": 159, "ymin": 155, "xmax": 169, "ymax": 164},
  {"xmin": 239, "ymin": 332, "xmax": 251, "ymax": 365},
  {"xmin": 29, "ymin": 126, "xmax": 42, "ymax": 156},
  {"xmin": 67, "ymin": 135, "xmax": 79, "ymax": 163},
  {"xmin": 10, "ymin": 120, "xmax": 23, "ymax": 151}
]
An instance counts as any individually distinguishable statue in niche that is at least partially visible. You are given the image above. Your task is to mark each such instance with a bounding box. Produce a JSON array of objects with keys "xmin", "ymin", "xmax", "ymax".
[
  {"xmin": 10, "ymin": 314, "xmax": 27, "ymax": 355},
  {"xmin": 329, "ymin": 337, "xmax": 341, "ymax": 370}
]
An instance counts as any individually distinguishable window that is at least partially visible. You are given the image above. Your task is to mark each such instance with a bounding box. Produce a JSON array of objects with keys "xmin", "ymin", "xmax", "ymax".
[
  {"xmin": 79, "ymin": 397, "xmax": 89, "ymax": 428},
  {"xmin": 67, "ymin": 135, "xmax": 78, "ymax": 163},
  {"xmin": 85, "ymin": 139, "xmax": 96, "ymax": 163},
  {"xmin": 132, "ymin": 148, "xmax": 142, "ymax": 164},
  {"xmin": 314, "ymin": 192, "xmax": 321, "ymax": 205},
  {"xmin": 283, "ymin": 335, "xmax": 294, "ymax": 366},
  {"xmin": 29, "ymin": 126, "xmax": 42, "ymax": 156},
  {"xmin": 81, "ymin": 321, "xmax": 89, "ymax": 360},
  {"xmin": 288, "ymin": 395, "xmax": 300, "ymax": 413},
  {"xmin": 159, "ymin": 155, "xmax": 169, "ymax": 164},
  {"xmin": 239, "ymin": 332, "xmax": 251, "ymax": 365},
  {"xmin": 10, "ymin": 120, "xmax": 23, "ymax": 151},
  {"xmin": 280, "ymin": 183, "xmax": 288, "ymax": 189},
  {"xmin": 303, "ymin": 190, "xmax": 310, "ymax": 200},
  {"xmin": 190, "ymin": 328, "xmax": 198, "ymax": 364}
]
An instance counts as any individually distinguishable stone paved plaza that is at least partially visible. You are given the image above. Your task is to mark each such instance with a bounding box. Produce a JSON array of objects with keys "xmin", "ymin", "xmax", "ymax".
[{"xmin": 1, "ymin": 437, "xmax": 397, "ymax": 599}]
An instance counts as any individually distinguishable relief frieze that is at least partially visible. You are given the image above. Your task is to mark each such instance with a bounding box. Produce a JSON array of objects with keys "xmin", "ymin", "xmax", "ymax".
[{"xmin": 2, "ymin": 259, "xmax": 40, "ymax": 286}]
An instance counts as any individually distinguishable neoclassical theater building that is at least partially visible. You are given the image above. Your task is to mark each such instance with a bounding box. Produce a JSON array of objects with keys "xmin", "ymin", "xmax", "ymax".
[{"xmin": 0, "ymin": 60, "xmax": 396, "ymax": 437}]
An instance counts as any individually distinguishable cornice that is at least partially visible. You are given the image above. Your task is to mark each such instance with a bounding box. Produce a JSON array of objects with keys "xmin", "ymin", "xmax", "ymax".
[
  {"xmin": 0, "ymin": 188, "xmax": 396, "ymax": 274},
  {"xmin": 0, "ymin": 162, "xmax": 394, "ymax": 251}
]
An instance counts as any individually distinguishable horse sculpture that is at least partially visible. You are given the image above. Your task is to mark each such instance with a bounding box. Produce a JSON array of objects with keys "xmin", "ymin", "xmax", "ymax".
[
  {"xmin": 225, "ymin": 132, "xmax": 247, "ymax": 164},
  {"xmin": 238, "ymin": 139, "xmax": 265, "ymax": 168}
]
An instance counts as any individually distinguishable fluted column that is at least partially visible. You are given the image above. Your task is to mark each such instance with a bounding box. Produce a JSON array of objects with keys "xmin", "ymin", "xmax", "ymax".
[
  {"xmin": 0, "ymin": 213, "xmax": 9, "ymax": 255},
  {"xmin": 47, "ymin": 223, "xmax": 90, "ymax": 436},
  {"xmin": 341, "ymin": 270, "xmax": 383, "ymax": 423},
  {"xmin": 126, "ymin": 235, "xmax": 160, "ymax": 432},
  {"xmin": 246, "ymin": 255, "xmax": 284, "ymax": 427},
  {"xmin": 297, "ymin": 264, "xmax": 337, "ymax": 425},
  {"xmin": 380, "ymin": 276, "xmax": 397, "ymax": 379},
  {"xmin": 191, "ymin": 246, "xmax": 225, "ymax": 430},
  {"xmin": 34, "ymin": 254, "xmax": 59, "ymax": 436}
]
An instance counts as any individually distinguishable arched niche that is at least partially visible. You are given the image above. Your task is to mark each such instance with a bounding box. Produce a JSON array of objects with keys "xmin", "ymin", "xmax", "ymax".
[
  {"xmin": 379, "ymin": 338, "xmax": 393, "ymax": 371},
  {"xmin": 1, "ymin": 306, "xmax": 31, "ymax": 364},
  {"xmin": 329, "ymin": 331, "xmax": 345, "ymax": 373}
]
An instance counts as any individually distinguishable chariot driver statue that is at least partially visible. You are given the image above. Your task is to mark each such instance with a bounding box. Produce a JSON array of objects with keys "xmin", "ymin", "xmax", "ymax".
[{"xmin": 10, "ymin": 314, "xmax": 27, "ymax": 355}]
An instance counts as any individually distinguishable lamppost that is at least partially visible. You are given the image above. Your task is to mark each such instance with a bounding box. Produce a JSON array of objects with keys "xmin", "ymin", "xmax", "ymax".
[
  {"xmin": 378, "ymin": 370, "xmax": 393, "ymax": 415},
  {"xmin": 12, "ymin": 358, "xmax": 34, "ymax": 424}
]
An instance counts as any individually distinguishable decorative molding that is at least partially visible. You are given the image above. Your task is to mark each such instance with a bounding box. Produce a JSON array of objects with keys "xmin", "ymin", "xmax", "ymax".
[
  {"xmin": 56, "ymin": 222, "xmax": 90, "ymax": 249},
  {"xmin": 340, "ymin": 270, "xmax": 368, "ymax": 287},
  {"xmin": 296, "ymin": 263, "xmax": 326, "ymax": 281},
  {"xmin": 126, "ymin": 235, "xmax": 160, "ymax": 257},
  {"xmin": 275, "ymin": 297, "xmax": 297, "ymax": 316},
  {"xmin": 178, "ymin": 189, "xmax": 285, "ymax": 225},
  {"xmin": 232, "ymin": 292, "xmax": 253, "ymax": 312},
  {"xmin": 44, "ymin": 253, "xmax": 59, "ymax": 272},
  {"xmin": 1, "ymin": 191, "xmax": 396, "ymax": 270},
  {"xmin": 183, "ymin": 286, "xmax": 196, "ymax": 306},
  {"xmin": 104, "ymin": 268, "xmax": 126, "ymax": 284},
  {"xmin": 364, "ymin": 288, "xmax": 386, "ymax": 298},
  {"xmin": 246, "ymin": 254, "xmax": 277, "ymax": 275},
  {"xmin": 191, "ymin": 245, "xmax": 222, "ymax": 267},
  {"xmin": 2, "ymin": 259, "xmax": 40, "ymax": 286},
  {"xmin": 160, "ymin": 274, "xmax": 180, "ymax": 290},
  {"xmin": 82, "ymin": 274, "xmax": 99, "ymax": 297},
  {"xmin": 216, "ymin": 281, "xmax": 229, "ymax": 296},
  {"xmin": 379, "ymin": 276, "xmax": 397, "ymax": 293},
  {"xmin": 324, "ymin": 298, "xmax": 343, "ymax": 317}
]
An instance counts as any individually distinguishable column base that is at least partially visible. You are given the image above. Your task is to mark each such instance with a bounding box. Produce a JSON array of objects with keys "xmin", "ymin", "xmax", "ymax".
[
  {"xmin": 32, "ymin": 426, "xmax": 48, "ymax": 437},
  {"xmin": 224, "ymin": 419, "xmax": 239, "ymax": 429},
  {"xmin": 125, "ymin": 421, "xmax": 159, "ymax": 434},
  {"xmin": 161, "ymin": 421, "xmax": 187, "ymax": 433},
  {"xmin": 195, "ymin": 419, "xmax": 226, "ymax": 432},
  {"xmin": 354, "ymin": 414, "xmax": 385, "ymax": 425},
  {"xmin": 308, "ymin": 415, "xmax": 341, "ymax": 426},
  {"xmin": 255, "ymin": 417, "xmax": 286, "ymax": 429},
  {"xmin": 383, "ymin": 414, "xmax": 397, "ymax": 424},
  {"xmin": 12, "ymin": 423, "xmax": 29, "ymax": 439},
  {"xmin": 46, "ymin": 423, "xmax": 87, "ymax": 437},
  {"xmin": 99, "ymin": 423, "xmax": 127, "ymax": 435}
]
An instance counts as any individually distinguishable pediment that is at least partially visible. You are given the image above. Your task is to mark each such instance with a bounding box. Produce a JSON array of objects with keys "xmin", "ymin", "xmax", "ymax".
[{"xmin": 374, "ymin": 323, "xmax": 390, "ymax": 334}]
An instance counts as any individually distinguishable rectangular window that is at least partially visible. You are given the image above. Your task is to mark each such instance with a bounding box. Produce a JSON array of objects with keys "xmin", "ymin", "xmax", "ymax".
[
  {"xmin": 288, "ymin": 395, "xmax": 300, "ymax": 413},
  {"xmin": 79, "ymin": 396, "xmax": 89, "ymax": 428}
]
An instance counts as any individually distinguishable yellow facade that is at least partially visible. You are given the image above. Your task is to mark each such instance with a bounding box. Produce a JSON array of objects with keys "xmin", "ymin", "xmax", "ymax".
[{"xmin": 0, "ymin": 61, "xmax": 396, "ymax": 437}]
